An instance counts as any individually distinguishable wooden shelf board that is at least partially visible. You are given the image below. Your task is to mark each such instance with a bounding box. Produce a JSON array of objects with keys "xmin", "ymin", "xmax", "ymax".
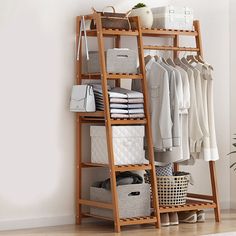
[
  {"xmin": 143, "ymin": 45, "xmax": 200, "ymax": 51},
  {"xmin": 76, "ymin": 111, "xmax": 104, "ymax": 117},
  {"xmin": 81, "ymin": 73, "xmax": 143, "ymax": 80},
  {"xmin": 110, "ymin": 118, "xmax": 147, "ymax": 125},
  {"xmin": 82, "ymin": 29, "xmax": 139, "ymax": 37},
  {"xmin": 82, "ymin": 212, "xmax": 113, "ymax": 221},
  {"xmin": 159, "ymin": 200, "xmax": 216, "ymax": 213},
  {"xmin": 142, "ymin": 28, "xmax": 198, "ymax": 37},
  {"xmin": 81, "ymin": 162, "xmax": 152, "ymax": 171},
  {"xmin": 120, "ymin": 216, "xmax": 157, "ymax": 226},
  {"xmin": 79, "ymin": 199, "xmax": 113, "ymax": 209}
]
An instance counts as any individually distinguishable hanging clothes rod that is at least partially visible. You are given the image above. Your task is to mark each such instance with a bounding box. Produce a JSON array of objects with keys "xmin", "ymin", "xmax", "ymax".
[{"xmin": 143, "ymin": 45, "xmax": 200, "ymax": 51}]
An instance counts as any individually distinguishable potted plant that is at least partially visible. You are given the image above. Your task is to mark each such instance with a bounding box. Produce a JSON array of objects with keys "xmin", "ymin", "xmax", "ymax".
[
  {"xmin": 228, "ymin": 134, "xmax": 236, "ymax": 171},
  {"xmin": 129, "ymin": 3, "xmax": 153, "ymax": 28}
]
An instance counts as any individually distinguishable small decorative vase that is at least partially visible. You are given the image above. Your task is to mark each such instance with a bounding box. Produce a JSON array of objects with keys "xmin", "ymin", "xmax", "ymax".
[{"xmin": 129, "ymin": 6, "xmax": 153, "ymax": 28}]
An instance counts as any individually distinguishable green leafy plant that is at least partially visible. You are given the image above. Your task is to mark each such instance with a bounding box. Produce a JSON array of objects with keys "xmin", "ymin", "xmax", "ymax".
[
  {"xmin": 132, "ymin": 3, "xmax": 147, "ymax": 9},
  {"xmin": 228, "ymin": 134, "xmax": 236, "ymax": 171}
]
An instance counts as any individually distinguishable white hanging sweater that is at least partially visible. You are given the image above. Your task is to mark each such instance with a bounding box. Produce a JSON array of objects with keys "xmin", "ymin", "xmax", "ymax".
[
  {"xmin": 207, "ymin": 68, "xmax": 219, "ymax": 160},
  {"xmin": 132, "ymin": 58, "xmax": 173, "ymax": 151}
]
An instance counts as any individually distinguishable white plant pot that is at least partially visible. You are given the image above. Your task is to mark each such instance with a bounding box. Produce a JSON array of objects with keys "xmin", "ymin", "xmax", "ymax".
[{"xmin": 129, "ymin": 7, "xmax": 153, "ymax": 28}]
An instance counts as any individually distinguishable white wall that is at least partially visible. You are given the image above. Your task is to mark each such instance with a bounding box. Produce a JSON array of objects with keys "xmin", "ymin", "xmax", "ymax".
[
  {"xmin": 230, "ymin": 0, "xmax": 236, "ymax": 209},
  {"xmin": 0, "ymin": 0, "xmax": 231, "ymax": 230}
]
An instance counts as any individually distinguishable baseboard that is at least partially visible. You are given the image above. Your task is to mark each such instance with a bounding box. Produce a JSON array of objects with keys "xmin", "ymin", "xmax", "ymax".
[{"xmin": 0, "ymin": 215, "xmax": 75, "ymax": 231}]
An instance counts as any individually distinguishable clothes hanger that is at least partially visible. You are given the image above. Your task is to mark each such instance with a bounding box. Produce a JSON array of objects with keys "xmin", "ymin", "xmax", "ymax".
[
  {"xmin": 166, "ymin": 51, "xmax": 176, "ymax": 67},
  {"xmin": 144, "ymin": 51, "xmax": 152, "ymax": 65},
  {"xmin": 154, "ymin": 50, "xmax": 160, "ymax": 61},
  {"xmin": 174, "ymin": 51, "xmax": 189, "ymax": 71},
  {"xmin": 161, "ymin": 50, "xmax": 168, "ymax": 65},
  {"xmin": 197, "ymin": 55, "xmax": 214, "ymax": 70}
]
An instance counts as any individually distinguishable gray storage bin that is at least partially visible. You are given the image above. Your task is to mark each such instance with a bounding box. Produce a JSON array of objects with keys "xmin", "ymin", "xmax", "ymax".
[
  {"xmin": 84, "ymin": 51, "xmax": 107, "ymax": 74},
  {"xmin": 90, "ymin": 183, "xmax": 150, "ymax": 218},
  {"xmin": 106, "ymin": 49, "xmax": 138, "ymax": 74}
]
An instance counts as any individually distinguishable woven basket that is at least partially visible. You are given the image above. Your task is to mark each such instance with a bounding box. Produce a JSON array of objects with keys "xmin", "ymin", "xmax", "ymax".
[
  {"xmin": 90, "ymin": 6, "xmax": 131, "ymax": 30},
  {"xmin": 144, "ymin": 172, "xmax": 190, "ymax": 206}
]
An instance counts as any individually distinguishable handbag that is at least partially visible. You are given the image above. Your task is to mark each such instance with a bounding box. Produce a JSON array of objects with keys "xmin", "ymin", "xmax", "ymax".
[
  {"xmin": 90, "ymin": 6, "xmax": 131, "ymax": 30},
  {"xmin": 70, "ymin": 85, "xmax": 96, "ymax": 112}
]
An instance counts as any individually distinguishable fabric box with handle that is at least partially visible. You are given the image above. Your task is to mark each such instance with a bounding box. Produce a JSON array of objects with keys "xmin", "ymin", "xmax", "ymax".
[
  {"xmin": 90, "ymin": 183, "xmax": 150, "ymax": 218},
  {"xmin": 90, "ymin": 125, "xmax": 145, "ymax": 165},
  {"xmin": 152, "ymin": 6, "xmax": 194, "ymax": 30},
  {"xmin": 70, "ymin": 85, "xmax": 96, "ymax": 112},
  {"xmin": 106, "ymin": 49, "xmax": 138, "ymax": 74}
]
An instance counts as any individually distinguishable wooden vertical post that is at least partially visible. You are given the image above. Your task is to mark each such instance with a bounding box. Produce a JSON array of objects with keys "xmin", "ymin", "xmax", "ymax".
[
  {"xmin": 114, "ymin": 36, "xmax": 121, "ymax": 87},
  {"xmin": 76, "ymin": 16, "xmax": 83, "ymax": 225},
  {"xmin": 135, "ymin": 16, "xmax": 161, "ymax": 228},
  {"xmin": 95, "ymin": 13, "xmax": 121, "ymax": 233},
  {"xmin": 194, "ymin": 19, "xmax": 220, "ymax": 222},
  {"xmin": 209, "ymin": 161, "xmax": 221, "ymax": 222},
  {"xmin": 194, "ymin": 20, "xmax": 203, "ymax": 57}
]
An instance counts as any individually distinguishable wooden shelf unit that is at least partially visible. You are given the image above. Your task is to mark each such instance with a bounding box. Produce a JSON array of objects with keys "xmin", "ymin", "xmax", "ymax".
[
  {"xmin": 76, "ymin": 13, "xmax": 160, "ymax": 233},
  {"xmin": 75, "ymin": 13, "xmax": 221, "ymax": 233}
]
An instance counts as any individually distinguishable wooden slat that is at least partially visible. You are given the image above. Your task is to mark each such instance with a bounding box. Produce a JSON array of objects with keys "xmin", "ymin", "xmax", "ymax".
[
  {"xmin": 82, "ymin": 212, "xmax": 113, "ymax": 221},
  {"xmin": 81, "ymin": 163, "xmax": 152, "ymax": 171},
  {"xmin": 159, "ymin": 200, "xmax": 216, "ymax": 213},
  {"xmin": 81, "ymin": 162, "xmax": 109, "ymax": 168},
  {"xmin": 79, "ymin": 199, "xmax": 113, "ymax": 209},
  {"xmin": 82, "ymin": 29, "xmax": 139, "ymax": 37},
  {"xmin": 76, "ymin": 111, "xmax": 104, "ymax": 117},
  {"xmin": 107, "ymin": 73, "xmax": 143, "ymax": 79},
  {"xmin": 120, "ymin": 216, "xmax": 157, "ymax": 226},
  {"xmin": 81, "ymin": 73, "xmax": 143, "ymax": 80},
  {"xmin": 187, "ymin": 193, "xmax": 214, "ymax": 201},
  {"xmin": 110, "ymin": 119, "xmax": 147, "ymax": 125},
  {"xmin": 143, "ymin": 45, "xmax": 200, "ymax": 51},
  {"xmin": 142, "ymin": 28, "xmax": 198, "ymax": 37},
  {"xmin": 115, "ymin": 164, "xmax": 152, "ymax": 171}
]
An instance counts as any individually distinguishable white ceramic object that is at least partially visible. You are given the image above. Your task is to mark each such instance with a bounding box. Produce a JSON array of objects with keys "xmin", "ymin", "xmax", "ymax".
[{"xmin": 129, "ymin": 6, "xmax": 153, "ymax": 28}]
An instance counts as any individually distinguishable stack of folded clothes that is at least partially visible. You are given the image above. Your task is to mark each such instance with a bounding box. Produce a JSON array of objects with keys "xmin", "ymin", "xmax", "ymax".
[
  {"xmin": 109, "ymin": 87, "xmax": 144, "ymax": 118},
  {"xmin": 91, "ymin": 85, "xmax": 145, "ymax": 118}
]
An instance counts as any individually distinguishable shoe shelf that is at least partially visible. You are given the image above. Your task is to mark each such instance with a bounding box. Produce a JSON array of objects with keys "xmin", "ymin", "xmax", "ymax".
[
  {"xmin": 159, "ymin": 199, "xmax": 216, "ymax": 213},
  {"xmin": 82, "ymin": 212, "xmax": 157, "ymax": 226}
]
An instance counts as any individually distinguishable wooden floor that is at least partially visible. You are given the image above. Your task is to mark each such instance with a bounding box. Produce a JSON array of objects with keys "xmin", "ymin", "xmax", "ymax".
[{"xmin": 1, "ymin": 210, "xmax": 236, "ymax": 236}]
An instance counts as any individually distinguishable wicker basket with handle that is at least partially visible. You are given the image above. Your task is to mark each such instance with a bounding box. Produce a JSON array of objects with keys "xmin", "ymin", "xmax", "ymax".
[
  {"xmin": 144, "ymin": 172, "xmax": 190, "ymax": 206},
  {"xmin": 90, "ymin": 6, "xmax": 132, "ymax": 30}
]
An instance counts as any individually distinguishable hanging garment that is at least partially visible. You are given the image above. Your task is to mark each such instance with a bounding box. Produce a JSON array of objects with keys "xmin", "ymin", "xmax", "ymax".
[
  {"xmin": 176, "ymin": 62, "xmax": 203, "ymax": 154},
  {"xmin": 157, "ymin": 59, "xmax": 181, "ymax": 147},
  {"xmin": 193, "ymin": 64, "xmax": 211, "ymax": 161},
  {"xmin": 175, "ymin": 65, "xmax": 191, "ymax": 162},
  {"xmin": 132, "ymin": 57, "xmax": 173, "ymax": 151}
]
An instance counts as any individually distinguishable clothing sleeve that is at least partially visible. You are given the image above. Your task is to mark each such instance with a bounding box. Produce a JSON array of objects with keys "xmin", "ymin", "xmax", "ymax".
[
  {"xmin": 159, "ymin": 71, "xmax": 173, "ymax": 148},
  {"xmin": 170, "ymin": 71, "xmax": 181, "ymax": 147}
]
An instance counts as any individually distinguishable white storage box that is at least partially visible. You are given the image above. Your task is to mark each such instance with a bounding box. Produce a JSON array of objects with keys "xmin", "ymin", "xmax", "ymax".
[
  {"xmin": 90, "ymin": 183, "xmax": 150, "ymax": 218},
  {"xmin": 152, "ymin": 6, "xmax": 194, "ymax": 30},
  {"xmin": 106, "ymin": 49, "xmax": 138, "ymax": 74},
  {"xmin": 90, "ymin": 126, "xmax": 145, "ymax": 165}
]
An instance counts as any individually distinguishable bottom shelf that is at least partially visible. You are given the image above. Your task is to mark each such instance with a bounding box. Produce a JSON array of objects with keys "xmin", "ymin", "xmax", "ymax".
[
  {"xmin": 82, "ymin": 200, "xmax": 216, "ymax": 225},
  {"xmin": 82, "ymin": 213, "xmax": 157, "ymax": 226},
  {"xmin": 159, "ymin": 199, "xmax": 216, "ymax": 213}
]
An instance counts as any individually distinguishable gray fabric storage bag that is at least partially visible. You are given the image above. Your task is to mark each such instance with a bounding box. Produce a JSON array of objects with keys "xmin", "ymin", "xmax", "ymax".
[
  {"xmin": 106, "ymin": 49, "xmax": 138, "ymax": 74},
  {"xmin": 90, "ymin": 183, "xmax": 150, "ymax": 218}
]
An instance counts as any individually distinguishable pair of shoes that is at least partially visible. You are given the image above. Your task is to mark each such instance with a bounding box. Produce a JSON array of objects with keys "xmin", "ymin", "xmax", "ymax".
[
  {"xmin": 160, "ymin": 212, "xmax": 179, "ymax": 227},
  {"xmin": 178, "ymin": 210, "xmax": 205, "ymax": 223}
]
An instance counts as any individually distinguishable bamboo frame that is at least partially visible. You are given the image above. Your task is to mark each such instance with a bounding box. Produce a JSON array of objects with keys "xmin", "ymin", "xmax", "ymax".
[{"xmin": 75, "ymin": 15, "xmax": 221, "ymax": 232}]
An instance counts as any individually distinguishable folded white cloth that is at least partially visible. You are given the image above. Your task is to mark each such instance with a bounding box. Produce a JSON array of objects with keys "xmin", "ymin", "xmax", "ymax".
[
  {"xmin": 110, "ymin": 103, "xmax": 144, "ymax": 109},
  {"xmin": 110, "ymin": 87, "xmax": 143, "ymax": 99},
  {"xmin": 111, "ymin": 113, "xmax": 145, "ymax": 118},
  {"xmin": 110, "ymin": 108, "xmax": 144, "ymax": 114}
]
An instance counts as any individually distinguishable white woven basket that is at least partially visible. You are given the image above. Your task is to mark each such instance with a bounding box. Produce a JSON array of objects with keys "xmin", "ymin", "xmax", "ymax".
[{"xmin": 145, "ymin": 173, "xmax": 190, "ymax": 206}]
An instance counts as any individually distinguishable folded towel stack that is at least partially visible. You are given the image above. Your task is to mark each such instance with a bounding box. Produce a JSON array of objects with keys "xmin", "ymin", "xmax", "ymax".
[{"xmin": 91, "ymin": 85, "xmax": 145, "ymax": 118}]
